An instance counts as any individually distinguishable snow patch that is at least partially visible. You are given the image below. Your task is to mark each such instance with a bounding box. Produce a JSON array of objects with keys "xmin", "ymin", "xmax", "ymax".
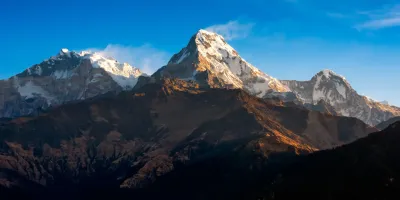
[
  {"xmin": 249, "ymin": 80, "xmax": 269, "ymax": 97},
  {"xmin": 88, "ymin": 53, "xmax": 143, "ymax": 89},
  {"xmin": 52, "ymin": 70, "xmax": 75, "ymax": 79},
  {"xmin": 17, "ymin": 81, "xmax": 54, "ymax": 104},
  {"xmin": 364, "ymin": 96, "xmax": 376, "ymax": 102},
  {"xmin": 313, "ymin": 74, "xmax": 325, "ymax": 103},
  {"xmin": 90, "ymin": 73, "xmax": 104, "ymax": 83},
  {"xmin": 340, "ymin": 109, "xmax": 350, "ymax": 117},
  {"xmin": 34, "ymin": 65, "xmax": 43, "ymax": 76},
  {"xmin": 380, "ymin": 100, "xmax": 389, "ymax": 105},
  {"xmin": 319, "ymin": 69, "xmax": 347, "ymax": 80},
  {"xmin": 79, "ymin": 51, "xmax": 92, "ymax": 56},
  {"xmin": 334, "ymin": 82, "xmax": 347, "ymax": 99},
  {"xmin": 58, "ymin": 48, "xmax": 72, "ymax": 58},
  {"xmin": 175, "ymin": 49, "xmax": 190, "ymax": 64}
]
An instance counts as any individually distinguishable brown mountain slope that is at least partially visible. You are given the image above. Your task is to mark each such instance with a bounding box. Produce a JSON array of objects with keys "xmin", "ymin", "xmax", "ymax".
[{"xmin": 0, "ymin": 79, "xmax": 375, "ymax": 193}]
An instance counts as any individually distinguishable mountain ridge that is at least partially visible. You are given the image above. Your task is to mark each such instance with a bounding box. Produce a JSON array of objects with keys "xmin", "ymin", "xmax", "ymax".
[
  {"xmin": 376, "ymin": 116, "xmax": 400, "ymax": 130},
  {"xmin": 1, "ymin": 30, "xmax": 399, "ymax": 126},
  {"xmin": 281, "ymin": 69, "xmax": 400, "ymax": 125},
  {"xmin": 155, "ymin": 30, "xmax": 400, "ymax": 126},
  {"xmin": 262, "ymin": 120, "xmax": 400, "ymax": 200},
  {"xmin": 0, "ymin": 49, "xmax": 145, "ymax": 118},
  {"xmin": 0, "ymin": 78, "xmax": 375, "ymax": 192}
]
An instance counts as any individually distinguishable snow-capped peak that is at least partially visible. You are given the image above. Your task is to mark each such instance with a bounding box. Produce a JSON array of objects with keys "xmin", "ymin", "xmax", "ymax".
[
  {"xmin": 198, "ymin": 29, "xmax": 216, "ymax": 35},
  {"xmin": 61, "ymin": 48, "xmax": 69, "ymax": 53},
  {"xmin": 196, "ymin": 29, "xmax": 227, "ymax": 43},
  {"xmin": 161, "ymin": 29, "xmax": 290, "ymax": 97},
  {"xmin": 317, "ymin": 69, "xmax": 346, "ymax": 80},
  {"xmin": 21, "ymin": 48, "xmax": 144, "ymax": 90},
  {"xmin": 197, "ymin": 29, "xmax": 224, "ymax": 39},
  {"xmin": 321, "ymin": 69, "xmax": 333, "ymax": 78},
  {"xmin": 194, "ymin": 29, "xmax": 238, "ymax": 58},
  {"xmin": 3, "ymin": 47, "xmax": 147, "ymax": 119},
  {"xmin": 282, "ymin": 69, "xmax": 400, "ymax": 126},
  {"xmin": 57, "ymin": 48, "xmax": 72, "ymax": 58}
]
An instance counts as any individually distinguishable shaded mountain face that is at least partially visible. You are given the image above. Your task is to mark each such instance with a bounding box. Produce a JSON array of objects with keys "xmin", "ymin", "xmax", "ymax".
[
  {"xmin": 262, "ymin": 121, "xmax": 400, "ymax": 200},
  {"xmin": 0, "ymin": 49, "xmax": 144, "ymax": 119},
  {"xmin": 303, "ymin": 99, "xmax": 338, "ymax": 116},
  {"xmin": 128, "ymin": 122, "xmax": 400, "ymax": 200},
  {"xmin": 281, "ymin": 70, "xmax": 400, "ymax": 126},
  {"xmin": 0, "ymin": 78, "xmax": 374, "ymax": 193},
  {"xmin": 155, "ymin": 29, "xmax": 290, "ymax": 97},
  {"xmin": 376, "ymin": 116, "xmax": 400, "ymax": 130}
]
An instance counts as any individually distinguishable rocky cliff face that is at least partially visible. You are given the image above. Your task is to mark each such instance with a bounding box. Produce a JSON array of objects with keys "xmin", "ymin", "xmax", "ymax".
[
  {"xmin": 281, "ymin": 70, "xmax": 400, "ymax": 126},
  {"xmin": 0, "ymin": 49, "xmax": 144, "ymax": 118}
]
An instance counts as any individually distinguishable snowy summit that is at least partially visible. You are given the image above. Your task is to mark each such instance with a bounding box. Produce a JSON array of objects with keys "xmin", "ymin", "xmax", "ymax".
[
  {"xmin": 0, "ymin": 48, "xmax": 146, "ymax": 119},
  {"xmin": 161, "ymin": 29, "xmax": 290, "ymax": 97},
  {"xmin": 61, "ymin": 48, "xmax": 69, "ymax": 53}
]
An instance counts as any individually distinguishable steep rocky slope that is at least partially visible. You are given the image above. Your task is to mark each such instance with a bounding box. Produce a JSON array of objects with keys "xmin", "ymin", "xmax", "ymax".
[
  {"xmin": 0, "ymin": 49, "xmax": 144, "ymax": 118},
  {"xmin": 0, "ymin": 79, "xmax": 374, "ymax": 195},
  {"xmin": 281, "ymin": 69, "xmax": 400, "ymax": 126}
]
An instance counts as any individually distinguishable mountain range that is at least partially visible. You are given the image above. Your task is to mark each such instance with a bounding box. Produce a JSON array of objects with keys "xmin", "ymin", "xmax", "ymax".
[
  {"xmin": 1, "ymin": 29, "xmax": 399, "ymax": 126},
  {"xmin": 0, "ymin": 29, "xmax": 399, "ymax": 199},
  {"xmin": 156, "ymin": 29, "xmax": 400, "ymax": 126}
]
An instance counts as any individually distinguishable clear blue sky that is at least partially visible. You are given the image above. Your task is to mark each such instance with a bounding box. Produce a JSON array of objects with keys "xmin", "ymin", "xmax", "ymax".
[{"xmin": 1, "ymin": 0, "xmax": 400, "ymax": 105}]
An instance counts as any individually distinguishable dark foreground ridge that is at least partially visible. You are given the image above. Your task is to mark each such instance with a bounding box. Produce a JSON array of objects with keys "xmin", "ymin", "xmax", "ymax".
[
  {"xmin": 0, "ymin": 78, "xmax": 380, "ymax": 200},
  {"xmin": 1, "ymin": 122, "xmax": 400, "ymax": 200},
  {"xmin": 266, "ymin": 121, "xmax": 400, "ymax": 200}
]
